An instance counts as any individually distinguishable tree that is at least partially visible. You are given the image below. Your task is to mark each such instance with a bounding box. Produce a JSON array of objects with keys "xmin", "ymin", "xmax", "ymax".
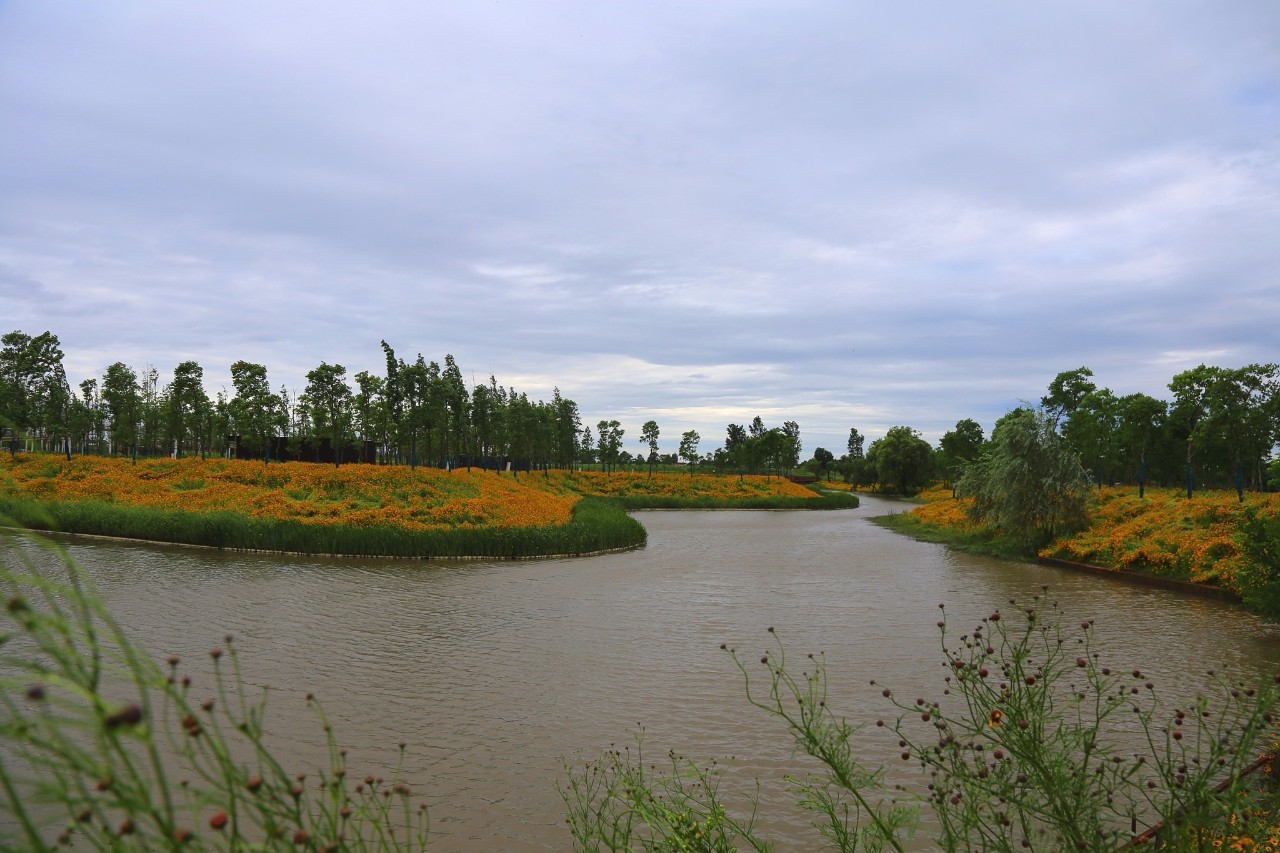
[
  {"xmin": 578, "ymin": 424, "xmax": 596, "ymax": 467},
  {"xmin": 867, "ymin": 425, "xmax": 933, "ymax": 495},
  {"xmin": 353, "ymin": 370, "xmax": 387, "ymax": 462},
  {"xmin": 0, "ymin": 330, "xmax": 69, "ymax": 452},
  {"xmin": 165, "ymin": 361, "xmax": 207, "ymax": 458},
  {"xmin": 678, "ymin": 430, "xmax": 700, "ymax": 476},
  {"xmin": 958, "ymin": 407, "xmax": 1090, "ymax": 550},
  {"xmin": 1041, "ymin": 366, "xmax": 1096, "ymax": 428},
  {"xmin": 811, "ymin": 447, "xmax": 834, "ymax": 481},
  {"xmin": 380, "ymin": 340, "xmax": 404, "ymax": 464},
  {"xmin": 1204, "ymin": 364, "xmax": 1279, "ymax": 499},
  {"xmin": 1169, "ymin": 364, "xmax": 1223, "ymax": 498},
  {"xmin": 937, "ymin": 418, "xmax": 984, "ymax": 489},
  {"xmin": 1062, "ymin": 388, "xmax": 1120, "ymax": 489},
  {"xmin": 230, "ymin": 361, "xmax": 281, "ymax": 463},
  {"xmin": 724, "ymin": 423, "xmax": 748, "ymax": 478},
  {"xmin": 442, "ymin": 354, "xmax": 470, "ymax": 468},
  {"xmin": 552, "ymin": 388, "xmax": 581, "ymax": 471},
  {"xmin": 1116, "ymin": 393, "xmax": 1165, "ymax": 498},
  {"xmin": 640, "ymin": 420, "xmax": 660, "ymax": 478},
  {"xmin": 597, "ymin": 420, "xmax": 624, "ymax": 473},
  {"xmin": 781, "ymin": 420, "xmax": 801, "ymax": 472},
  {"xmin": 846, "ymin": 427, "xmax": 865, "ymax": 460},
  {"xmin": 100, "ymin": 362, "xmax": 140, "ymax": 460},
  {"xmin": 301, "ymin": 362, "xmax": 354, "ymax": 467}
]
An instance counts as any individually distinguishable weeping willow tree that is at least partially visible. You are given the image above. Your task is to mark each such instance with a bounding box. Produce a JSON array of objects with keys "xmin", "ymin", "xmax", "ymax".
[{"xmin": 957, "ymin": 406, "xmax": 1090, "ymax": 551}]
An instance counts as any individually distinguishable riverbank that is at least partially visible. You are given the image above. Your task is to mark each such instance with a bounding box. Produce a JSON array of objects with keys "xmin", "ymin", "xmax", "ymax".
[
  {"xmin": 873, "ymin": 483, "xmax": 1280, "ymax": 612},
  {"xmin": 0, "ymin": 454, "xmax": 855, "ymax": 558}
]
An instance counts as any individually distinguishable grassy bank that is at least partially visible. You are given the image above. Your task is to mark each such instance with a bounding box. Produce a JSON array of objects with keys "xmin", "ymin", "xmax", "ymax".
[
  {"xmin": 0, "ymin": 455, "xmax": 853, "ymax": 557},
  {"xmin": 0, "ymin": 494, "xmax": 646, "ymax": 559},
  {"xmin": 875, "ymin": 482, "xmax": 1280, "ymax": 605}
]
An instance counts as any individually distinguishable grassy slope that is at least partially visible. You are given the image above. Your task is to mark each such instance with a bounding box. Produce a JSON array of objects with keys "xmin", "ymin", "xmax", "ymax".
[{"xmin": 874, "ymin": 482, "xmax": 1280, "ymax": 593}]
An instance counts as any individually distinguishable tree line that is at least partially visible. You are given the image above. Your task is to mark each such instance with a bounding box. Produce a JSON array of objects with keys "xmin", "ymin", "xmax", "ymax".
[
  {"xmin": 0, "ymin": 330, "xmax": 799, "ymax": 478},
  {"xmin": 803, "ymin": 364, "xmax": 1280, "ymax": 499},
  {"xmin": 0, "ymin": 331, "xmax": 586, "ymax": 472},
  {"xmin": 4, "ymin": 330, "xmax": 1275, "ymax": 492}
]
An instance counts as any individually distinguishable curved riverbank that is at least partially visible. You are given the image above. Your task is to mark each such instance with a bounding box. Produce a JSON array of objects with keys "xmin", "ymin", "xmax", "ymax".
[
  {"xmin": 871, "ymin": 489, "xmax": 1271, "ymax": 611},
  {"xmin": 0, "ymin": 455, "xmax": 855, "ymax": 558}
]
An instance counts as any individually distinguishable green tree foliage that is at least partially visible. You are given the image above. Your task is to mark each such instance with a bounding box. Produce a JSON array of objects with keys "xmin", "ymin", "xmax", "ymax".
[
  {"xmin": 810, "ymin": 447, "xmax": 834, "ymax": 480},
  {"xmin": 165, "ymin": 361, "xmax": 208, "ymax": 458},
  {"xmin": 640, "ymin": 420, "xmax": 660, "ymax": 478},
  {"xmin": 1168, "ymin": 364, "xmax": 1280, "ymax": 499},
  {"xmin": 1041, "ymin": 366, "xmax": 1096, "ymax": 427},
  {"xmin": 781, "ymin": 420, "xmax": 801, "ymax": 471},
  {"xmin": 958, "ymin": 407, "xmax": 1090, "ymax": 550},
  {"xmin": 846, "ymin": 427, "xmax": 865, "ymax": 460},
  {"xmin": 936, "ymin": 418, "xmax": 985, "ymax": 487},
  {"xmin": 353, "ymin": 369, "xmax": 387, "ymax": 460},
  {"xmin": 552, "ymin": 388, "xmax": 581, "ymax": 471},
  {"xmin": 230, "ymin": 361, "xmax": 283, "ymax": 462},
  {"xmin": 0, "ymin": 330, "xmax": 70, "ymax": 452},
  {"xmin": 678, "ymin": 429, "xmax": 700, "ymax": 476},
  {"xmin": 100, "ymin": 362, "xmax": 140, "ymax": 459},
  {"xmin": 596, "ymin": 420, "xmax": 624, "ymax": 473},
  {"xmin": 1238, "ymin": 508, "xmax": 1280, "ymax": 618},
  {"xmin": 1116, "ymin": 392, "xmax": 1166, "ymax": 497},
  {"xmin": 301, "ymin": 362, "xmax": 354, "ymax": 466},
  {"xmin": 1062, "ymin": 387, "xmax": 1120, "ymax": 489},
  {"xmin": 867, "ymin": 425, "xmax": 933, "ymax": 495}
]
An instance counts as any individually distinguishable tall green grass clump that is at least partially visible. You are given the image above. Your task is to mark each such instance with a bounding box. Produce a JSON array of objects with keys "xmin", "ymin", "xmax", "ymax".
[
  {"xmin": 0, "ymin": 523, "xmax": 428, "ymax": 850},
  {"xmin": 563, "ymin": 590, "xmax": 1280, "ymax": 851},
  {"xmin": 0, "ymin": 495, "xmax": 645, "ymax": 559}
]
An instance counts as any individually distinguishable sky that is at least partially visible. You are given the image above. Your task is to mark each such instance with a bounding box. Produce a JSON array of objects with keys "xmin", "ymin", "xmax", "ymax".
[{"xmin": 2, "ymin": 2, "xmax": 1277, "ymax": 458}]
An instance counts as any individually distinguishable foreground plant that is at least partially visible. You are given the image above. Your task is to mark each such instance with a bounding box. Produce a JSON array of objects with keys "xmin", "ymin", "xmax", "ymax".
[
  {"xmin": 0, "ymin": 526, "xmax": 428, "ymax": 850},
  {"xmin": 563, "ymin": 590, "xmax": 1280, "ymax": 851}
]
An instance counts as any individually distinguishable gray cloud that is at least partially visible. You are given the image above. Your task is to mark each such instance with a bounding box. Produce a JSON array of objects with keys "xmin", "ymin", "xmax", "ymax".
[{"xmin": 1, "ymin": 0, "xmax": 1277, "ymax": 454}]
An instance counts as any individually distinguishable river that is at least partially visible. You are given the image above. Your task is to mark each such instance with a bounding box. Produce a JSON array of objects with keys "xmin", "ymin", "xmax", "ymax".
[{"xmin": 15, "ymin": 494, "xmax": 1280, "ymax": 849}]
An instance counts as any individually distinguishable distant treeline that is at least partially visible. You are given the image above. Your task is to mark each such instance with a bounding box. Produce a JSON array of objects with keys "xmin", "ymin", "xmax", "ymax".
[
  {"xmin": 0, "ymin": 329, "xmax": 810, "ymax": 477},
  {"xmin": 0, "ymin": 331, "xmax": 588, "ymax": 471},
  {"xmin": 811, "ymin": 365, "xmax": 1279, "ymax": 498},
  {"xmin": 3, "ymin": 331, "xmax": 1275, "ymax": 493}
]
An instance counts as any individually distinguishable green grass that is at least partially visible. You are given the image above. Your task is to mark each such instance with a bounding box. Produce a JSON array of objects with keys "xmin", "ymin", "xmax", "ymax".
[
  {"xmin": 869, "ymin": 511, "xmax": 1031, "ymax": 560},
  {"xmin": 0, "ymin": 495, "xmax": 646, "ymax": 559}
]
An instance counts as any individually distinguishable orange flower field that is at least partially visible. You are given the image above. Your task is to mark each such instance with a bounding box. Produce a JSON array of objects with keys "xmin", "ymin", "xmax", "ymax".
[
  {"xmin": 909, "ymin": 484, "xmax": 1280, "ymax": 589},
  {"xmin": 540, "ymin": 469, "xmax": 821, "ymax": 501},
  {"xmin": 0, "ymin": 455, "xmax": 821, "ymax": 533},
  {"xmin": 0, "ymin": 455, "xmax": 577, "ymax": 531}
]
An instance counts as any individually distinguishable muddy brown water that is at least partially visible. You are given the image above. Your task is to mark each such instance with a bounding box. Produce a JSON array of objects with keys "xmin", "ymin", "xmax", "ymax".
[{"xmin": 13, "ymin": 494, "xmax": 1280, "ymax": 850}]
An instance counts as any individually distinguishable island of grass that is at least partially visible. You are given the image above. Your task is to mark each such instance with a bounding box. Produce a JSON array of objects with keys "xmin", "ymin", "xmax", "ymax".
[{"xmin": 0, "ymin": 455, "xmax": 858, "ymax": 559}]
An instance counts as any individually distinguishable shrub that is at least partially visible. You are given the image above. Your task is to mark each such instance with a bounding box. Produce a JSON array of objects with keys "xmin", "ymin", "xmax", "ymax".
[
  {"xmin": 1239, "ymin": 507, "xmax": 1280, "ymax": 618},
  {"xmin": 0, "ymin": 524, "xmax": 428, "ymax": 850},
  {"xmin": 563, "ymin": 593, "xmax": 1280, "ymax": 851}
]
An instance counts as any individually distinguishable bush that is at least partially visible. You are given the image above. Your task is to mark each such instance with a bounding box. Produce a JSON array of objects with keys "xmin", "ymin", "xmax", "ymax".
[
  {"xmin": 0, "ymin": 525, "xmax": 429, "ymax": 850},
  {"xmin": 1239, "ymin": 508, "xmax": 1280, "ymax": 618},
  {"xmin": 957, "ymin": 407, "xmax": 1091, "ymax": 552},
  {"xmin": 563, "ymin": 593, "xmax": 1280, "ymax": 851}
]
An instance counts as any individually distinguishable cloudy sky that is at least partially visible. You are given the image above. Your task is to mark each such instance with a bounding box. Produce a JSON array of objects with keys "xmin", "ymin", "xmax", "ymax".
[{"xmin": 2, "ymin": 2, "xmax": 1277, "ymax": 456}]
